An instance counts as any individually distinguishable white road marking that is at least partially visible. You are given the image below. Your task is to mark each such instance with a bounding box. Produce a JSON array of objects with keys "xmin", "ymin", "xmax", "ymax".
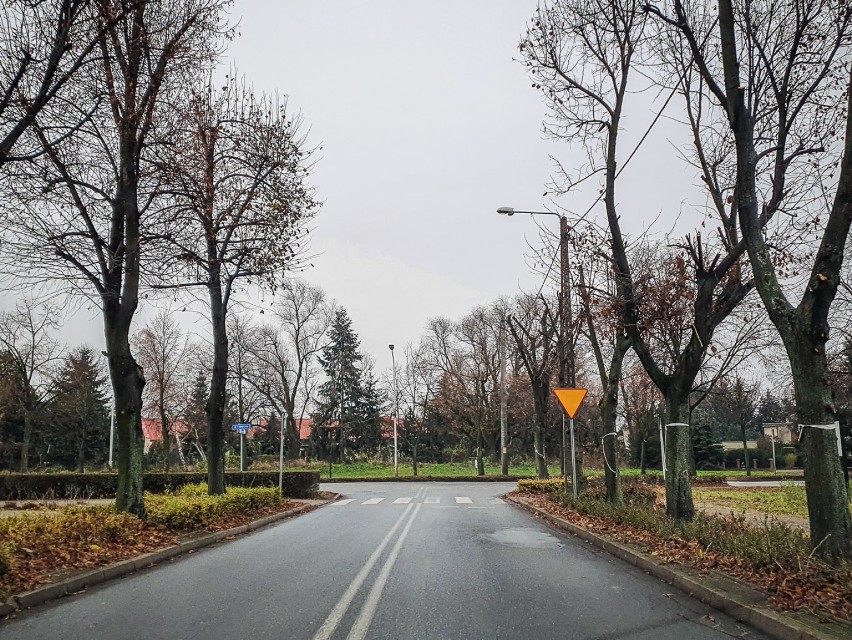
[
  {"xmin": 362, "ymin": 498, "xmax": 384, "ymax": 505},
  {"xmin": 331, "ymin": 499, "xmax": 354, "ymax": 506},
  {"xmin": 312, "ymin": 504, "xmax": 414, "ymax": 640},
  {"xmin": 424, "ymin": 497, "xmax": 440, "ymax": 504},
  {"xmin": 489, "ymin": 498, "xmax": 504, "ymax": 505},
  {"xmin": 392, "ymin": 497, "xmax": 412, "ymax": 504},
  {"xmin": 455, "ymin": 496, "xmax": 473, "ymax": 504},
  {"xmin": 346, "ymin": 504, "xmax": 423, "ymax": 640}
]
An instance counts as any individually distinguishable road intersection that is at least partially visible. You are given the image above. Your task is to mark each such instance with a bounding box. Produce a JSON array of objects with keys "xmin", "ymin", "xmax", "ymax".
[{"xmin": 3, "ymin": 482, "xmax": 770, "ymax": 640}]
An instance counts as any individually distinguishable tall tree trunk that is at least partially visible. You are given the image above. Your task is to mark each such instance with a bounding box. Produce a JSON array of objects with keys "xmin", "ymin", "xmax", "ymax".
[
  {"xmin": 105, "ymin": 320, "xmax": 146, "ymax": 518},
  {"xmin": 601, "ymin": 394, "xmax": 622, "ymax": 507},
  {"xmin": 206, "ymin": 282, "xmax": 228, "ymax": 495},
  {"xmin": 76, "ymin": 422, "xmax": 86, "ymax": 473},
  {"xmin": 159, "ymin": 400, "xmax": 171, "ymax": 471},
  {"xmin": 412, "ymin": 442, "xmax": 418, "ymax": 476},
  {"xmin": 786, "ymin": 331, "xmax": 851, "ymax": 561},
  {"xmin": 664, "ymin": 397, "xmax": 694, "ymax": 521},
  {"xmin": 740, "ymin": 424, "xmax": 751, "ymax": 476},
  {"xmin": 639, "ymin": 439, "xmax": 647, "ymax": 475},
  {"xmin": 286, "ymin": 414, "xmax": 300, "ymax": 461},
  {"xmin": 19, "ymin": 409, "xmax": 32, "ymax": 472},
  {"xmin": 532, "ymin": 383, "xmax": 550, "ymax": 479}
]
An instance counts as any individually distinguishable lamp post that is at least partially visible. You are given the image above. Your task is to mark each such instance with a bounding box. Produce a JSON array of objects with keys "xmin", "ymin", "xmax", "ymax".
[
  {"xmin": 389, "ymin": 344, "xmax": 399, "ymax": 478},
  {"xmin": 499, "ymin": 319, "xmax": 508, "ymax": 475},
  {"xmin": 100, "ymin": 350, "xmax": 115, "ymax": 470},
  {"xmin": 498, "ymin": 206, "xmax": 575, "ymax": 489}
]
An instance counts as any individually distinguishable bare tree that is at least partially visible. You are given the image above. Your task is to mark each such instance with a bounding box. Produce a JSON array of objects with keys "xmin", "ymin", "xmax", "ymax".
[
  {"xmin": 522, "ymin": 0, "xmax": 753, "ymax": 520},
  {"xmin": 237, "ymin": 282, "xmax": 333, "ymax": 460},
  {"xmin": 507, "ymin": 293, "xmax": 559, "ymax": 479},
  {"xmin": 648, "ymin": 0, "xmax": 852, "ymax": 562},
  {"xmin": 396, "ymin": 342, "xmax": 439, "ymax": 476},
  {"xmin": 132, "ymin": 310, "xmax": 193, "ymax": 470},
  {"xmin": 576, "ymin": 254, "xmax": 631, "ymax": 505},
  {"xmin": 425, "ymin": 305, "xmax": 502, "ymax": 475},
  {"xmin": 0, "ymin": 0, "xmax": 105, "ymax": 167},
  {"xmin": 0, "ymin": 0, "xmax": 229, "ymax": 515},
  {"xmin": 0, "ymin": 300, "xmax": 61, "ymax": 471},
  {"xmin": 155, "ymin": 76, "xmax": 318, "ymax": 494}
]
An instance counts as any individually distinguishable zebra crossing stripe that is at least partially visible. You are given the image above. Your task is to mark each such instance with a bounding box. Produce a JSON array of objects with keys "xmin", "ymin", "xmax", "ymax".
[
  {"xmin": 454, "ymin": 497, "xmax": 473, "ymax": 504},
  {"xmin": 362, "ymin": 498, "xmax": 385, "ymax": 505},
  {"xmin": 332, "ymin": 499, "xmax": 354, "ymax": 506},
  {"xmin": 424, "ymin": 497, "xmax": 440, "ymax": 504},
  {"xmin": 392, "ymin": 497, "xmax": 412, "ymax": 504}
]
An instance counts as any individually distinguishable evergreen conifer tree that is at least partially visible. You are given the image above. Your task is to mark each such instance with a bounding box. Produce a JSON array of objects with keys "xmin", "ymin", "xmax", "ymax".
[
  {"xmin": 48, "ymin": 347, "xmax": 110, "ymax": 471},
  {"xmin": 313, "ymin": 309, "xmax": 364, "ymax": 461}
]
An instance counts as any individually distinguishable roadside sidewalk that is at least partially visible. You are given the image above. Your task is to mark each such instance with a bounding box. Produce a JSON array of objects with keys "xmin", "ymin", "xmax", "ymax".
[{"xmin": 0, "ymin": 494, "xmax": 339, "ymax": 619}]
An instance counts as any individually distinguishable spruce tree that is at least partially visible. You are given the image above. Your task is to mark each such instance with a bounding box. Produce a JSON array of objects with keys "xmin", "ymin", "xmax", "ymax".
[
  {"xmin": 313, "ymin": 309, "xmax": 364, "ymax": 461},
  {"xmin": 48, "ymin": 347, "xmax": 110, "ymax": 471}
]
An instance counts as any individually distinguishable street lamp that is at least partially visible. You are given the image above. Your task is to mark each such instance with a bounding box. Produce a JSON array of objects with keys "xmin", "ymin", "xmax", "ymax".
[
  {"xmin": 498, "ymin": 205, "xmax": 576, "ymax": 493},
  {"xmin": 389, "ymin": 344, "xmax": 399, "ymax": 478},
  {"xmin": 100, "ymin": 350, "xmax": 115, "ymax": 470}
]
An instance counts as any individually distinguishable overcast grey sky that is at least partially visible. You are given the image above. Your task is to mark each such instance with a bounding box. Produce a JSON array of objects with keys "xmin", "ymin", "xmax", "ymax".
[
  {"xmin": 24, "ymin": 0, "xmax": 705, "ymax": 374},
  {"xmin": 221, "ymin": 0, "xmax": 698, "ymax": 372}
]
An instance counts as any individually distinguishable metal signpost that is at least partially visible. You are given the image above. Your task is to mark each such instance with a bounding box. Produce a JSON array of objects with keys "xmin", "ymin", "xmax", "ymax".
[
  {"xmin": 231, "ymin": 424, "xmax": 251, "ymax": 471},
  {"xmin": 279, "ymin": 414, "xmax": 288, "ymax": 494},
  {"xmin": 553, "ymin": 388, "xmax": 588, "ymax": 499}
]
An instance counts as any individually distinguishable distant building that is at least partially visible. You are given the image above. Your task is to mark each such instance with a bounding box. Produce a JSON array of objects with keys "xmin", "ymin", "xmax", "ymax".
[
  {"xmin": 762, "ymin": 422, "xmax": 797, "ymax": 444},
  {"xmin": 721, "ymin": 440, "xmax": 757, "ymax": 451}
]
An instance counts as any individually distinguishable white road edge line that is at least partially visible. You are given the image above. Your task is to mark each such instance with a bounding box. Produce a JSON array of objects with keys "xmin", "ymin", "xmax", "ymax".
[
  {"xmin": 346, "ymin": 503, "xmax": 423, "ymax": 640},
  {"xmin": 311, "ymin": 503, "xmax": 414, "ymax": 640}
]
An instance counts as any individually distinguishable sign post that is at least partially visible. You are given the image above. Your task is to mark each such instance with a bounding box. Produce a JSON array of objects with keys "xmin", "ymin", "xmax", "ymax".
[
  {"xmin": 553, "ymin": 388, "xmax": 588, "ymax": 499},
  {"xmin": 231, "ymin": 424, "xmax": 251, "ymax": 472}
]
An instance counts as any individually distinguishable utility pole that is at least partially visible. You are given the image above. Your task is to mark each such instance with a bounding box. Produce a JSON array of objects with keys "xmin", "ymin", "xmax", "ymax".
[
  {"xmin": 559, "ymin": 214, "xmax": 577, "ymax": 493},
  {"xmin": 500, "ymin": 319, "xmax": 508, "ymax": 475},
  {"xmin": 389, "ymin": 344, "xmax": 399, "ymax": 478},
  {"xmin": 497, "ymin": 206, "xmax": 575, "ymax": 485}
]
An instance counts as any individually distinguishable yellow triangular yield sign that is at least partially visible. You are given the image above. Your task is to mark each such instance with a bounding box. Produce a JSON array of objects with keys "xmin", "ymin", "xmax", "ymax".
[{"xmin": 553, "ymin": 388, "xmax": 588, "ymax": 418}]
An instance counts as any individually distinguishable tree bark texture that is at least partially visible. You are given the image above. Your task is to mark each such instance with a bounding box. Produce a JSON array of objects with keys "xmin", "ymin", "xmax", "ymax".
[
  {"xmin": 601, "ymin": 393, "xmax": 623, "ymax": 507},
  {"xmin": 786, "ymin": 332, "xmax": 851, "ymax": 561},
  {"xmin": 665, "ymin": 422, "xmax": 694, "ymax": 521},
  {"xmin": 206, "ymin": 279, "xmax": 228, "ymax": 495},
  {"xmin": 19, "ymin": 410, "xmax": 32, "ymax": 472},
  {"xmin": 106, "ymin": 321, "xmax": 146, "ymax": 518}
]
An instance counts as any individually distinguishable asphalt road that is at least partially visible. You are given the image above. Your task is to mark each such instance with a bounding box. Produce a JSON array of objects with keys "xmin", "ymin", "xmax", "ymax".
[{"xmin": 2, "ymin": 482, "xmax": 771, "ymax": 640}]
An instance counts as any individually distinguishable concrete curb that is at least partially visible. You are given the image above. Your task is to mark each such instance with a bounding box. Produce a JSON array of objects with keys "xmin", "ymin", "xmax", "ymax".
[
  {"xmin": 506, "ymin": 495, "xmax": 849, "ymax": 640},
  {"xmin": 1, "ymin": 496, "xmax": 337, "ymax": 619},
  {"xmin": 321, "ymin": 476, "xmax": 528, "ymax": 483}
]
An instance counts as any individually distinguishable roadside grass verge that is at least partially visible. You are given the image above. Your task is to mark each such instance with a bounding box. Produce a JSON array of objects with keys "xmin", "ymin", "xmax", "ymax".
[
  {"xmin": 512, "ymin": 479, "xmax": 851, "ymax": 622},
  {"xmin": 0, "ymin": 485, "xmax": 298, "ymax": 601},
  {"xmin": 285, "ymin": 462, "xmax": 786, "ymax": 481},
  {"xmin": 692, "ymin": 485, "xmax": 851, "ymax": 520},
  {"xmin": 301, "ymin": 461, "xmax": 562, "ymax": 479}
]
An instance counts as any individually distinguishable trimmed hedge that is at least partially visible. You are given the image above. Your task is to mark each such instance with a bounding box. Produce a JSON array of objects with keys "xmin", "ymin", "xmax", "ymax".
[
  {"xmin": 322, "ymin": 475, "xmax": 527, "ymax": 483},
  {"xmin": 0, "ymin": 470, "xmax": 319, "ymax": 500},
  {"xmin": 145, "ymin": 485, "xmax": 283, "ymax": 530}
]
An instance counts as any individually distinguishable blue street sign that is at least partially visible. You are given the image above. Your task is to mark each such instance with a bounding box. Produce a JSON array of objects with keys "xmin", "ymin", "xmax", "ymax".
[{"xmin": 231, "ymin": 423, "xmax": 251, "ymax": 432}]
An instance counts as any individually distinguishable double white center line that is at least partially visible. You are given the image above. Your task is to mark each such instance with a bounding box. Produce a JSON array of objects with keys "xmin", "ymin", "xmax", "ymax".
[{"xmin": 312, "ymin": 493, "xmax": 424, "ymax": 640}]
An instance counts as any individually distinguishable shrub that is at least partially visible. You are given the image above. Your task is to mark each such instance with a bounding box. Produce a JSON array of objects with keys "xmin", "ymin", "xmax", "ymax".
[
  {"xmin": 782, "ymin": 453, "xmax": 798, "ymax": 469},
  {"xmin": 516, "ymin": 478, "xmax": 564, "ymax": 494},
  {"xmin": 556, "ymin": 491, "xmax": 811, "ymax": 569},
  {"xmin": 0, "ymin": 470, "xmax": 320, "ymax": 500},
  {"xmin": 0, "ymin": 541, "xmax": 14, "ymax": 578},
  {"xmin": 145, "ymin": 485, "xmax": 283, "ymax": 531},
  {"xmin": 583, "ymin": 478, "xmax": 658, "ymax": 506}
]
